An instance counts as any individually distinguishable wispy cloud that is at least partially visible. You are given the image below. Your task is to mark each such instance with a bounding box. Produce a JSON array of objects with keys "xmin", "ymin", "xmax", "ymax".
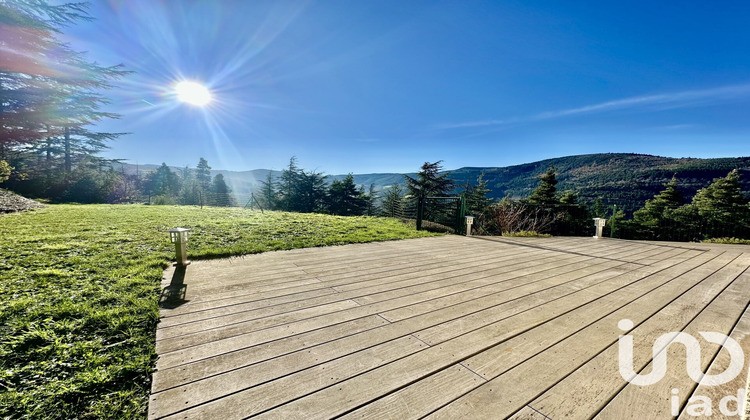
[
  {"xmin": 653, "ymin": 124, "xmax": 700, "ymax": 131},
  {"xmin": 436, "ymin": 82, "xmax": 750, "ymax": 129}
]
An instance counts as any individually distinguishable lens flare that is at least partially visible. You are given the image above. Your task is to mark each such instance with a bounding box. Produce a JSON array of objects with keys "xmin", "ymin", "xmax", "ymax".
[{"xmin": 175, "ymin": 81, "xmax": 212, "ymax": 106}]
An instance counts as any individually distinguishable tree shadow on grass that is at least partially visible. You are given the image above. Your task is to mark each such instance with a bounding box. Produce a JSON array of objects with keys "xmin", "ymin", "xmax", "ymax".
[{"xmin": 159, "ymin": 265, "xmax": 189, "ymax": 309}]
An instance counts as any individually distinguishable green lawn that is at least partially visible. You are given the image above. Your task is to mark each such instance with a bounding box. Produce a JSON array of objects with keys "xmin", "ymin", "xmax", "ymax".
[{"xmin": 0, "ymin": 205, "xmax": 438, "ymax": 419}]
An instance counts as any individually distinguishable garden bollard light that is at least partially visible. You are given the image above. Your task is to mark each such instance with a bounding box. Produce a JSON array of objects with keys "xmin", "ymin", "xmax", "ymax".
[
  {"xmin": 465, "ymin": 215, "xmax": 474, "ymax": 236},
  {"xmin": 168, "ymin": 227, "xmax": 191, "ymax": 266},
  {"xmin": 593, "ymin": 218, "xmax": 606, "ymax": 239}
]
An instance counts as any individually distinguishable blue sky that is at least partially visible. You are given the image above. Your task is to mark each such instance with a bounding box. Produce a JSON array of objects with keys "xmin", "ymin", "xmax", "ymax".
[{"xmin": 63, "ymin": 0, "xmax": 750, "ymax": 174}]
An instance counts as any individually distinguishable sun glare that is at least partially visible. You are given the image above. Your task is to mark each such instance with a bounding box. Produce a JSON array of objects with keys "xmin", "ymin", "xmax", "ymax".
[{"xmin": 175, "ymin": 81, "xmax": 212, "ymax": 106}]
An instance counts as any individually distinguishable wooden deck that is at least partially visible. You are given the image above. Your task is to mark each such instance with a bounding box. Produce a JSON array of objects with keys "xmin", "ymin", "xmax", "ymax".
[{"xmin": 149, "ymin": 236, "xmax": 750, "ymax": 419}]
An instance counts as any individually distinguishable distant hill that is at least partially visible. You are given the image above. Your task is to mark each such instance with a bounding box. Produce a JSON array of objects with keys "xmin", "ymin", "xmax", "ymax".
[
  {"xmin": 113, "ymin": 163, "xmax": 278, "ymax": 199},
  {"xmin": 117, "ymin": 153, "xmax": 750, "ymax": 213},
  {"xmin": 114, "ymin": 162, "xmax": 411, "ymax": 201},
  {"xmin": 450, "ymin": 153, "xmax": 750, "ymax": 212}
]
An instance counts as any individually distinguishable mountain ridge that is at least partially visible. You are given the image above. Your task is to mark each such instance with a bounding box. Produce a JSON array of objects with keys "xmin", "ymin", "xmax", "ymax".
[{"xmin": 116, "ymin": 153, "xmax": 750, "ymax": 213}]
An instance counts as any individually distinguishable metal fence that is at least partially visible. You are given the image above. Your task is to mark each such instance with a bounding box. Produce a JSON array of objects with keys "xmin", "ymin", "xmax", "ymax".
[
  {"xmin": 417, "ymin": 196, "xmax": 466, "ymax": 234},
  {"xmin": 387, "ymin": 196, "xmax": 419, "ymax": 220},
  {"xmin": 613, "ymin": 216, "xmax": 750, "ymax": 242}
]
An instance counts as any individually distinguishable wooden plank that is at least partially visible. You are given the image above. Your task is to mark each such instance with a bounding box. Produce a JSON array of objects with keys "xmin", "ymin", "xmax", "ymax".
[
  {"xmin": 230, "ymin": 251, "xmax": 717, "ymax": 419},
  {"xmin": 152, "ymin": 253, "xmax": 642, "ymax": 394},
  {"xmin": 337, "ymin": 364, "xmax": 487, "ymax": 420},
  {"xmin": 150, "ymin": 237, "xmax": 727, "ymax": 420},
  {"xmin": 298, "ymin": 239, "xmax": 522, "ymax": 271},
  {"xmin": 157, "ymin": 238, "xmax": 481, "ymax": 313},
  {"xmin": 507, "ymin": 406, "xmax": 551, "ymax": 420},
  {"xmin": 346, "ymin": 250, "xmax": 727, "ymax": 419},
  {"xmin": 156, "ymin": 250, "xmax": 569, "ymax": 339},
  {"xmin": 380, "ymin": 244, "xmax": 679, "ymax": 322},
  {"xmin": 156, "ymin": 299, "xmax": 360, "ymax": 342},
  {"xmin": 525, "ymin": 255, "xmax": 750, "ymax": 419},
  {"xmin": 486, "ymin": 237, "xmax": 660, "ymax": 258},
  {"xmin": 151, "ymin": 315, "xmax": 389, "ymax": 392},
  {"xmin": 678, "ymin": 278, "xmax": 750, "ymax": 420},
  {"xmin": 154, "ymin": 246, "xmax": 642, "ymax": 363},
  {"xmin": 154, "ymin": 249, "xmax": 618, "ymax": 369},
  {"xmin": 381, "ymin": 259, "xmax": 626, "ymax": 323},
  {"xmin": 158, "ymin": 287, "xmax": 339, "ymax": 321},
  {"xmin": 156, "ymin": 248, "xmax": 538, "ymax": 331},
  {"xmin": 158, "ymin": 288, "xmax": 341, "ymax": 329},
  {"xmin": 153, "ymin": 258, "xmax": 619, "ymax": 398},
  {"xmin": 162, "ymin": 237, "xmax": 636, "ymax": 312},
  {"xmin": 415, "ymin": 250, "xmax": 703, "ymax": 346},
  {"xmin": 159, "ymin": 239, "xmax": 642, "ymax": 327},
  {"xmin": 152, "ymin": 336, "xmax": 428, "ymax": 419},
  {"xmin": 154, "ymin": 252, "xmax": 590, "ymax": 354},
  {"xmin": 327, "ymin": 250, "xmax": 564, "ymax": 294},
  {"xmin": 351, "ymin": 240, "xmax": 647, "ymax": 307},
  {"xmin": 162, "ymin": 245, "xmax": 542, "ymax": 315},
  {"xmin": 423, "ymin": 252, "xmax": 738, "ymax": 419},
  {"xmin": 596, "ymin": 256, "xmax": 750, "ymax": 419},
  {"xmin": 463, "ymin": 252, "xmax": 740, "ymax": 379}
]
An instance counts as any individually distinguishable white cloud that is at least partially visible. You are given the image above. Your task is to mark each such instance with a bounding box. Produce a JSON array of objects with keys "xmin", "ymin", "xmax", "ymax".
[
  {"xmin": 653, "ymin": 124, "xmax": 700, "ymax": 131},
  {"xmin": 437, "ymin": 82, "xmax": 750, "ymax": 129}
]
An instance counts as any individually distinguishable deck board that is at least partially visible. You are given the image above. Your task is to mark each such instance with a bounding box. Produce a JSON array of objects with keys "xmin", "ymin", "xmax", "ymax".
[
  {"xmin": 595, "ymin": 253, "xmax": 750, "ymax": 419},
  {"xmin": 523, "ymin": 255, "xmax": 750, "ymax": 419},
  {"xmin": 149, "ymin": 236, "xmax": 750, "ymax": 419}
]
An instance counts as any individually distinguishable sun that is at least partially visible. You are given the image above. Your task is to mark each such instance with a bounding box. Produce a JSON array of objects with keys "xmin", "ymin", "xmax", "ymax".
[{"xmin": 175, "ymin": 81, "xmax": 212, "ymax": 106}]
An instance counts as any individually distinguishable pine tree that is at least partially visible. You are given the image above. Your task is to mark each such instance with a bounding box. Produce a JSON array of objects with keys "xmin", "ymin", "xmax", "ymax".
[
  {"xmin": 210, "ymin": 173, "xmax": 233, "ymax": 207},
  {"xmin": 692, "ymin": 170, "xmax": 748, "ymax": 221},
  {"xmin": 559, "ymin": 190, "xmax": 579, "ymax": 205},
  {"xmin": 365, "ymin": 183, "xmax": 378, "ymax": 216},
  {"xmin": 404, "ymin": 161, "xmax": 454, "ymax": 198},
  {"xmin": 0, "ymin": 160, "xmax": 11, "ymax": 183},
  {"xmin": 592, "ymin": 197, "xmax": 606, "ymax": 218},
  {"xmin": 278, "ymin": 157, "xmax": 300, "ymax": 211},
  {"xmin": 633, "ymin": 176, "xmax": 683, "ymax": 229},
  {"xmin": 196, "ymin": 158, "xmax": 211, "ymax": 190},
  {"xmin": 178, "ymin": 166, "xmax": 201, "ymax": 205},
  {"xmin": 553, "ymin": 190, "xmax": 590, "ymax": 236},
  {"xmin": 294, "ymin": 169, "xmax": 327, "ymax": 213},
  {"xmin": 145, "ymin": 163, "xmax": 180, "ymax": 199},
  {"xmin": 528, "ymin": 166, "xmax": 558, "ymax": 207},
  {"xmin": 466, "ymin": 173, "xmax": 493, "ymax": 215},
  {"xmin": 381, "ymin": 184, "xmax": 404, "ymax": 217},
  {"xmin": 258, "ymin": 171, "xmax": 278, "ymax": 210},
  {"xmin": 0, "ymin": 1, "xmax": 128, "ymax": 171},
  {"xmin": 328, "ymin": 174, "xmax": 366, "ymax": 216}
]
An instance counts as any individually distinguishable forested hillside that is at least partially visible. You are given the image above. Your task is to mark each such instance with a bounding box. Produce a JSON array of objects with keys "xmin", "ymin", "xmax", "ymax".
[
  {"xmin": 94, "ymin": 154, "xmax": 750, "ymax": 213},
  {"xmin": 447, "ymin": 153, "xmax": 750, "ymax": 213}
]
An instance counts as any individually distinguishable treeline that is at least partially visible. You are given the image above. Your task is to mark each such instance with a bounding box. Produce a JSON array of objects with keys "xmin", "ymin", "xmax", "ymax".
[
  {"xmin": 2, "ymin": 156, "xmax": 235, "ymax": 206},
  {"xmin": 138, "ymin": 158, "xmax": 235, "ymax": 207},
  {"xmin": 0, "ymin": 1, "xmax": 235, "ymax": 208},
  {"xmin": 448, "ymin": 153, "xmax": 750, "ymax": 213},
  {"xmin": 256, "ymin": 158, "xmax": 378, "ymax": 216},
  {"xmin": 620, "ymin": 170, "xmax": 750, "ymax": 241},
  {"xmin": 256, "ymin": 158, "xmax": 461, "ymax": 219},
  {"xmin": 464, "ymin": 165, "xmax": 750, "ymax": 242},
  {"xmin": 0, "ymin": 1, "xmax": 129, "ymax": 204}
]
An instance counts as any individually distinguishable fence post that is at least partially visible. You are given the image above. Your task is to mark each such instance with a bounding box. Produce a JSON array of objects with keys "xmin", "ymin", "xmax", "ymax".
[
  {"xmin": 416, "ymin": 196, "xmax": 424, "ymax": 231},
  {"xmin": 457, "ymin": 196, "xmax": 467, "ymax": 235}
]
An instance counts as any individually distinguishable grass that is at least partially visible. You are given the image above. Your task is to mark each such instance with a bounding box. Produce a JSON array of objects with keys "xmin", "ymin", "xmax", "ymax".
[
  {"xmin": 701, "ymin": 237, "xmax": 750, "ymax": 245},
  {"xmin": 0, "ymin": 204, "xmax": 438, "ymax": 419},
  {"xmin": 501, "ymin": 230, "xmax": 552, "ymax": 238}
]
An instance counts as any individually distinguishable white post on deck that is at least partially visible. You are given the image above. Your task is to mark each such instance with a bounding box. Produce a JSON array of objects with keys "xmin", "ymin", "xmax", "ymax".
[
  {"xmin": 168, "ymin": 227, "xmax": 191, "ymax": 266},
  {"xmin": 593, "ymin": 218, "xmax": 606, "ymax": 239},
  {"xmin": 465, "ymin": 216, "xmax": 474, "ymax": 236}
]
